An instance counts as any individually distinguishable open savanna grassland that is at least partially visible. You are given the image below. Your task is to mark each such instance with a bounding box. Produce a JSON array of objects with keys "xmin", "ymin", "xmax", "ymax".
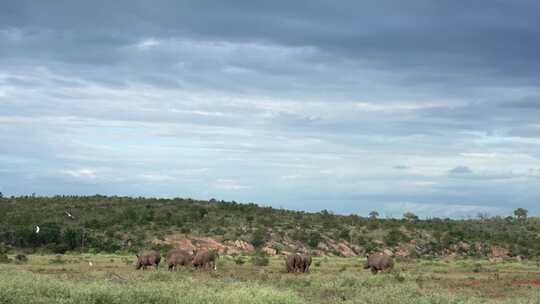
[{"xmin": 1, "ymin": 254, "xmax": 540, "ymax": 304}]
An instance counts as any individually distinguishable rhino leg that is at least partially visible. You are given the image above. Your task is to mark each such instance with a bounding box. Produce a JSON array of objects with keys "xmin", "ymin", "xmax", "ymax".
[{"xmin": 371, "ymin": 267, "xmax": 378, "ymax": 275}]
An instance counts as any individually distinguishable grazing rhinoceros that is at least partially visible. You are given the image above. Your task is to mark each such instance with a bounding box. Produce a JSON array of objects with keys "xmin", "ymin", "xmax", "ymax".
[
  {"xmin": 192, "ymin": 249, "xmax": 218, "ymax": 270},
  {"xmin": 286, "ymin": 253, "xmax": 312, "ymax": 273},
  {"xmin": 135, "ymin": 250, "xmax": 161, "ymax": 270},
  {"xmin": 166, "ymin": 249, "xmax": 193, "ymax": 271},
  {"xmin": 286, "ymin": 253, "xmax": 299, "ymax": 273},
  {"xmin": 364, "ymin": 252, "xmax": 394, "ymax": 274},
  {"xmin": 297, "ymin": 253, "xmax": 312, "ymax": 273}
]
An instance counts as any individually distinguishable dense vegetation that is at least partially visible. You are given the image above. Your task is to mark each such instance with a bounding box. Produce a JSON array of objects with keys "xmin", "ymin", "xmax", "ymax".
[{"xmin": 1, "ymin": 195, "xmax": 539, "ymax": 258}]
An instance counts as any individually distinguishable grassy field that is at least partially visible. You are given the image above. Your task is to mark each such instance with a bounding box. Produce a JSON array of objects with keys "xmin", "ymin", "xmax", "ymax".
[{"xmin": 1, "ymin": 254, "xmax": 540, "ymax": 304}]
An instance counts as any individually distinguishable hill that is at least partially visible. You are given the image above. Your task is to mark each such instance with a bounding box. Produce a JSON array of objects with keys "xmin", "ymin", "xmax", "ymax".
[{"xmin": 1, "ymin": 195, "xmax": 539, "ymax": 260}]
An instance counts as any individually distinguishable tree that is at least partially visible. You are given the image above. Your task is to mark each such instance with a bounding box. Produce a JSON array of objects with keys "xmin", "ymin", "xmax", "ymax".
[
  {"xmin": 384, "ymin": 229, "xmax": 407, "ymax": 246},
  {"xmin": 307, "ymin": 231, "xmax": 322, "ymax": 248},
  {"xmin": 0, "ymin": 192, "xmax": 3, "ymax": 200},
  {"xmin": 514, "ymin": 208, "xmax": 528, "ymax": 221},
  {"xmin": 250, "ymin": 227, "xmax": 267, "ymax": 248},
  {"xmin": 369, "ymin": 211, "xmax": 379, "ymax": 219},
  {"xmin": 246, "ymin": 215, "xmax": 254, "ymax": 227},
  {"xmin": 403, "ymin": 212, "xmax": 419, "ymax": 222}
]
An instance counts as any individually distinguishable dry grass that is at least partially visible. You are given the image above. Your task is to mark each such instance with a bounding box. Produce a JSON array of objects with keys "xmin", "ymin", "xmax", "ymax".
[{"xmin": 1, "ymin": 254, "xmax": 540, "ymax": 303}]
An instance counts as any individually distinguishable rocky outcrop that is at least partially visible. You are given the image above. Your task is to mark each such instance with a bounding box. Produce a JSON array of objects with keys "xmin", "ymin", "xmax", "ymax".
[
  {"xmin": 491, "ymin": 246, "xmax": 509, "ymax": 258},
  {"xmin": 177, "ymin": 239, "xmax": 197, "ymax": 254},
  {"xmin": 262, "ymin": 247, "xmax": 277, "ymax": 256},
  {"xmin": 151, "ymin": 232, "xmax": 516, "ymax": 258},
  {"xmin": 396, "ymin": 247, "xmax": 410, "ymax": 258},
  {"xmin": 383, "ymin": 248, "xmax": 394, "ymax": 257},
  {"xmin": 319, "ymin": 237, "xmax": 357, "ymax": 257},
  {"xmin": 224, "ymin": 240, "xmax": 255, "ymax": 255},
  {"xmin": 336, "ymin": 243, "xmax": 356, "ymax": 257},
  {"xmin": 193, "ymin": 237, "xmax": 228, "ymax": 253},
  {"xmin": 154, "ymin": 234, "xmax": 256, "ymax": 255},
  {"xmin": 311, "ymin": 249, "xmax": 326, "ymax": 256},
  {"xmin": 489, "ymin": 246, "xmax": 509, "ymax": 262}
]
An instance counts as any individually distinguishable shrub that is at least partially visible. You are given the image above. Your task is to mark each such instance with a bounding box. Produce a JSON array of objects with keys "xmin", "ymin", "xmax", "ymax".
[
  {"xmin": 472, "ymin": 263, "xmax": 482, "ymax": 273},
  {"xmin": 49, "ymin": 255, "xmax": 65, "ymax": 264},
  {"xmin": 0, "ymin": 254, "xmax": 11, "ymax": 264},
  {"xmin": 384, "ymin": 229, "xmax": 409, "ymax": 246},
  {"xmin": 14, "ymin": 254, "xmax": 27, "ymax": 263},
  {"xmin": 307, "ymin": 231, "xmax": 322, "ymax": 248},
  {"xmin": 291, "ymin": 229, "xmax": 308, "ymax": 242},
  {"xmin": 234, "ymin": 256, "xmax": 246, "ymax": 265},
  {"xmin": 250, "ymin": 228, "xmax": 267, "ymax": 248},
  {"xmin": 392, "ymin": 269, "xmax": 406, "ymax": 282},
  {"xmin": 250, "ymin": 250, "xmax": 269, "ymax": 267}
]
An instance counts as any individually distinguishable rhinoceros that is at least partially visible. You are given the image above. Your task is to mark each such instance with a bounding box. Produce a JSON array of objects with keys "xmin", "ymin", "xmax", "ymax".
[
  {"xmin": 192, "ymin": 249, "xmax": 218, "ymax": 270},
  {"xmin": 364, "ymin": 252, "xmax": 394, "ymax": 274},
  {"xmin": 166, "ymin": 249, "xmax": 193, "ymax": 271},
  {"xmin": 135, "ymin": 250, "xmax": 161, "ymax": 270}
]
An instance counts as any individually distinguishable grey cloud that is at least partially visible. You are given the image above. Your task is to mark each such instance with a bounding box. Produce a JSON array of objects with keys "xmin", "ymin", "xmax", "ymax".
[
  {"xmin": 1, "ymin": 1, "xmax": 539, "ymax": 83},
  {"xmin": 394, "ymin": 165, "xmax": 409, "ymax": 170},
  {"xmin": 448, "ymin": 166, "xmax": 473, "ymax": 175},
  {"xmin": 1, "ymin": 1, "xmax": 540, "ymax": 216}
]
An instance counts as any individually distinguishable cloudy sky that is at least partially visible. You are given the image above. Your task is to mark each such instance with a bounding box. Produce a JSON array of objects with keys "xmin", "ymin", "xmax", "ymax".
[{"xmin": 1, "ymin": 1, "xmax": 540, "ymax": 217}]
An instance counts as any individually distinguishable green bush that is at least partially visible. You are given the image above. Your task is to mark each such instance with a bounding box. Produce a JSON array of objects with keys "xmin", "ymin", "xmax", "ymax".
[
  {"xmin": 250, "ymin": 228, "xmax": 267, "ymax": 248},
  {"xmin": 307, "ymin": 231, "xmax": 322, "ymax": 248},
  {"xmin": 234, "ymin": 256, "xmax": 246, "ymax": 265},
  {"xmin": 250, "ymin": 250, "xmax": 269, "ymax": 267},
  {"xmin": 49, "ymin": 255, "xmax": 66, "ymax": 264},
  {"xmin": 0, "ymin": 254, "xmax": 11, "ymax": 264}
]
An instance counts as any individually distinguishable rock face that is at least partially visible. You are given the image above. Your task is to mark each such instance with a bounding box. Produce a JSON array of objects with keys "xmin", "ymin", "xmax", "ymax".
[
  {"xmin": 177, "ymin": 239, "xmax": 197, "ymax": 254},
  {"xmin": 225, "ymin": 240, "xmax": 255, "ymax": 255},
  {"xmin": 310, "ymin": 249, "xmax": 325, "ymax": 257},
  {"xmin": 336, "ymin": 243, "xmax": 356, "ymax": 257},
  {"xmin": 153, "ymin": 234, "xmax": 255, "ymax": 255},
  {"xmin": 150, "ymin": 232, "xmax": 516, "ymax": 258},
  {"xmin": 491, "ymin": 246, "xmax": 509, "ymax": 259},
  {"xmin": 194, "ymin": 237, "xmax": 227, "ymax": 254},
  {"xmin": 320, "ymin": 237, "xmax": 357, "ymax": 257},
  {"xmin": 383, "ymin": 249, "xmax": 394, "ymax": 257},
  {"xmin": 396, "ymin": 247, "xmax": 411, "ymax": 258},
  {"xmin": 155, "ymin": 233, "xmax": 362, "ymax": 257},
  {"xmin": 262, "ymin": 247, "xmax": 277, "ymax": 256}
]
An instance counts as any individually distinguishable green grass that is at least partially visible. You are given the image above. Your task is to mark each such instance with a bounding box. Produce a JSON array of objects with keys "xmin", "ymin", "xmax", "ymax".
[{"xmin": 1, "ymin": 255, "xmax": 540, "ymax": 303}]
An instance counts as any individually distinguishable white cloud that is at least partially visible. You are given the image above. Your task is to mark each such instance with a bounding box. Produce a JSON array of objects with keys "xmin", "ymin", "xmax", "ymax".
[
  {"xmin": 137, "ymin": 173, "xmax": 175, "ymax": 183},
  {"xmin": 412, "ymin": 181, "xmax": 438, "ymax": 187},
  {"xmin": 383, "ymin": 202, "xmax": 506, "ymax": 218},
  {"xmin": 61, "ymin": 168, "xmax": 98, "ymax": 179},
  {"xmin": 135, "ymin": 38, "xmax": 161, "ymax": 49},
  {"xmin": 212, "ymin": 179, "xmax": 250, "ymax": 190},
  {"xmin": 1, "ymin": 20, "xmax": 540, "ymax": 216},
  {"xmin": 354, "ymin": 101, "xmax": 452, "ymax": 113},
  {"xmin": 0, "ymin": 27, "xmax": 24, "ymax": 42}
]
